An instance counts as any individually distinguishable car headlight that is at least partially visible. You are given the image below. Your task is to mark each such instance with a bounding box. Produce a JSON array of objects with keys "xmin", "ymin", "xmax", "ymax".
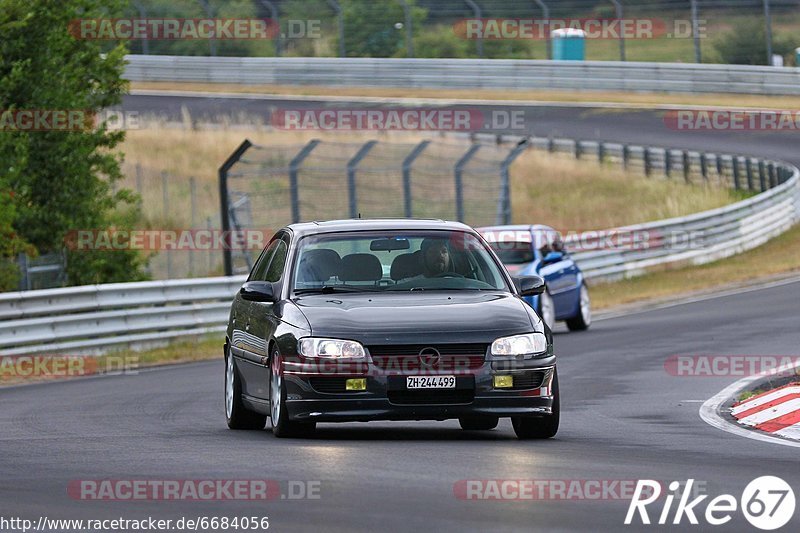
[
  {"xmin": 490, "ymin": 332, "xmax": 547, "ymax": 357},
  {"xmin": 298, "ymin": 337, "xmax": 366, "ymax": 359}
]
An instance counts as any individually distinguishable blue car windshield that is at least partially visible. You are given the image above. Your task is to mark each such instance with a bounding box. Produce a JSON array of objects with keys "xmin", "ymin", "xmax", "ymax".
[
  {"xmin": 292, "ymin": 230, "xmax": 510, "ymax": 294},
  {"xmin": 488, "ymin": 242, "xmax": 535, "ymax": 265}
]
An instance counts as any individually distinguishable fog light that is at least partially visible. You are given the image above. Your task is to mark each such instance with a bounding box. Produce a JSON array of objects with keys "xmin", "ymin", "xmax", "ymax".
[
  {"xmin": 345, "ymin": 378, "xmax": 367, "ymax": 391},
  {"xmin": 493, "ymin": 375, "xmax": 513, "ymax": 388}
]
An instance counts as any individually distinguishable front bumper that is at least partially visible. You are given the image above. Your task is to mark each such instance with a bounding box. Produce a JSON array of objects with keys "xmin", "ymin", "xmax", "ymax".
[{"xmin": 283, "ymin": 357, "xmax": 556, "ymax": 423}]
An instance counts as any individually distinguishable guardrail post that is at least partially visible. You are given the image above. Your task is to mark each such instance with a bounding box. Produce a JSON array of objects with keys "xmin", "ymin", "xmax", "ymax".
[
  {"xmin": 746, "ymin": 158, "xmax": 755, "ymax": 190},
  {"xmin": 498, "ymin": 139, "xmax": 529, "ymax": 225},
  {"xmin": 347, "ymin": 141, "xmax": 377, "ymax": 219},
  {"xmin": 682, "ymin": 151, "xmax": 690, "ymax": 183},
  {"xmin": 598, "ymin": 142, "xmax": 605, "ymax": 163},
  {"xmin": 622, "ymin": 144, "xmax": 629, "ymax": 170},
  {"xmin": 732, "ymin": 157, "xmax": 741, "ymax": 190},
  {"xmin": 768, "ymin": 162, "xmax": 776, "ymax": 188},
  {"xmin": 664, "ymin": 149, "xmax": 671, "ymax": 178},
  {"xmin": 715, "ymin": 154, "xmax": 723, "ymax": 177},
  {"xmin": 574, "ymin": 140, "xmax": 581, "ymax": 160},
  {"xmin": 289, "ymin": 139, "xmax": 321, "ymax": 223},
  {"xmin": 455, "ymin": 144, "xmax": 481, "ymax": 222},
  {"xmin": 758, "ymin": 160, "xmax": 767, "ymax": 191},
  {"xmin": 219, "ymin": 140, "xmax": 253, "ymax": 276},
  {"xmin": 700, "ymin": 153, "xmax": 708, "ymax": 181},
  {"xmin": 547, "ymin": 137, "xmax": 554, "ymax": 153},
  {"xmin": 644, "ymin": 148, "xmax": 652, "ymax": 177},
  {"xmin": 402, "ymin": 140, "xmax": 430, "ymax": 218}
]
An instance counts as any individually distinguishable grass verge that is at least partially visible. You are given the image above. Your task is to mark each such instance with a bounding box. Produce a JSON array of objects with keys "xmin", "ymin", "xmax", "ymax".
[{"xmin": 591, "ymin": 223, "xmax": 800, "ymax": 311}]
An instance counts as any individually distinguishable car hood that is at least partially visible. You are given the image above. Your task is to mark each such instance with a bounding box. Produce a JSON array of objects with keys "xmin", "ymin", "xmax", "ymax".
[{"xmin": 294, "ymin": 291, "xmax": 536, "ymax": 345}]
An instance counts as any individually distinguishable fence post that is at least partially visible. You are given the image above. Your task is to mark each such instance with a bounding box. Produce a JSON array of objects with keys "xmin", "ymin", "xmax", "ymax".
[
  {"xmin": 190, "ymin": 176, "xmax": 196, "ymax": 276},
  {"xmin": 768, "ymin": 162, "xmax": 776, "ymax": 188},
  {"xmin": 326, "ymin": 0, "xmax": 345, "ymax": 57},
  {"xmin": 257, "ymin": 0, "xmax": 282, "ymax": 56},
  {"xmin": 219, "ymin": 140, "xmax": 253, "ymax": 277},
  {"xmin": 533, "ymin": 0, "xmax": 551, "ymax": 59},
  {"xmin": 465, "ymin": 0, "xmax": 484, "ymax": 58},
  {"xmin": 611, "ymin": 1, "xmax": 626, "ymax": 61},
  {"xmin": 455, "ymin": 144, "xmax": 481, "ymax": 222},
  {"xmin": 398, "ymin": 0, "xmax": 414, "ymax": 57},
  {"xmin": 715, "ymin": 154, "xmax": 723, "ymax": 177},
  {"xmin": 402, "ymin": 140, "xmax": 430, "ymax": 218},
  {"xmin": 574, "ymin": 140, "xmax": 581, "ymax": 159},
  {"xmin": 598, "ymin": 142, "xmax": 605, "ymax": 163},
  {"xmin": 682, "ymin": 151, "xmax": 690, "ymax": 183},
  {"xmin": 347, "ymin": 141, "xmax": 377, "ymax": 219},
  {"xmin": 498, "ymin": 139, "xmax": 530, "ymax": 225},
  {"xmin": 644, "ymin": 147, "xmax": 652, "ymax": 177},
  {"xmin": 622, "ymin": 144, "xmax": 629, "ymax": 170},
  {"xmin": 758, "ymin": 160, "xmax": 767, "ymax": 191},
  {"xmin": 289, "ymin": 139, "xmax": 321, "ymax": 223},
  {"xmin": 746, "ymin": 158, "xmax": 755, "ymax": 190},
  {"xmin": 664, "ymin": 149, "xmax": 671, "ymax": 178},
  {"xmin": 547, "ymin": 137, "xmax": 555, "ymax": 153},
  {"xmin": 162, "ymin": 171, "xmax": 172, "ymax": 279},
  {"xmin": 17, "ymin": 253, "xmax": 29, "ymax": 291},
  {"xmin": 732, "ymin": 157, "xmax": 742, "ymax": 190},
  {"xmin": 690, "ymin": 0, "xmax": 701, "ymax": 63},
  {"xmin": 700, "ymin": 153, "xmax": 708, "ymax": 181}
]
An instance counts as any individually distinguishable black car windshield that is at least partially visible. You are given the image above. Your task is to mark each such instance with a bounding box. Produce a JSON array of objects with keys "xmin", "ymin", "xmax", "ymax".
[{"xmin": 292, "ymin": 230, "xmax": 510, "ymax": 294}]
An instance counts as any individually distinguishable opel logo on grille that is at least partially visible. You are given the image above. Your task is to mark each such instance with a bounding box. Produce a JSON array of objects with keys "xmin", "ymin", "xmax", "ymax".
[{"xmin": 418, "ymin": 347, "xmax": 441, "ymax": 368}]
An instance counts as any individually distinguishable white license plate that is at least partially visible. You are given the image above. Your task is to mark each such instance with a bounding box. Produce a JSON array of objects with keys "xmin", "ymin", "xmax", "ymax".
[{"xmin": 406, "ymin": 376, "xmax": 456, "ymax": 389}]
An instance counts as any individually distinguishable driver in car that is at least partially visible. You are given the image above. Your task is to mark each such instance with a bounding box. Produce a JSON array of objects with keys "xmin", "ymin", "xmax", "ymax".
[{"xmin": 420, "ymin": 238, "xmax": 452, "ymax": 277}]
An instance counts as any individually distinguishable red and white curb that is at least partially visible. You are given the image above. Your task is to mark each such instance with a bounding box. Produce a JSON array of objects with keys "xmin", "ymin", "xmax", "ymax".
[{"xmin": 732, "ymin": 384, "xmax": 800, "ymax": 440}]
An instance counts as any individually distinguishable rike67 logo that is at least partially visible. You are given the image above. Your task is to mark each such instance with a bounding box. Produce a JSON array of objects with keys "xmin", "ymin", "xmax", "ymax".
[{"xmin": 625, "ymin": 477, "xmax": 795, "ymax": 530}]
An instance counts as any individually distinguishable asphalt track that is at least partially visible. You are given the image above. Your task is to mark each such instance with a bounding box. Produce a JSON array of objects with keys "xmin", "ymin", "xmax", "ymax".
[{"xmin": 1, "ymin": 94, "xmax": 799, "ymax": 532}]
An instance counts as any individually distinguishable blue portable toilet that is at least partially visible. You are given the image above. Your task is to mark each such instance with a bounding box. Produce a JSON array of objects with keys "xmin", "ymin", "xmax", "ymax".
[{"xmin": 551, "ymin": 28, "xmax": 585, "ymax": 60}]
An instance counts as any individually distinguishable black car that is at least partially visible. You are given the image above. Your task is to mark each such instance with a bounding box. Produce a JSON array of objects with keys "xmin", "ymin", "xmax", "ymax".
[{"xmin": 224, "ymin": 219, "xmax": 559, "ymax": 439}]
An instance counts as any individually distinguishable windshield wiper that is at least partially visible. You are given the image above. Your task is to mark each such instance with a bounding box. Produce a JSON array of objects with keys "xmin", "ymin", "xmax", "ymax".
[{"xmin": 294, "ymin": 286, "xmax": 372, "ymax": 295}]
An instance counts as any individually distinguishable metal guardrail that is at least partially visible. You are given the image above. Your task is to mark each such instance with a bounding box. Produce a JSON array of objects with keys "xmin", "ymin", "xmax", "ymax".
[
  {"xmin": 1, "ymin": 136, "xmax": 797, "ymax": 355},
  {"xmin": 124, "ymin": 55, "xmax": 800, "ymax": 95}
]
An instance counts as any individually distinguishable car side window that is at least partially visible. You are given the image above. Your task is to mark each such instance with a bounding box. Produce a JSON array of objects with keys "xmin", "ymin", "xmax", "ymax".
[
  {"xmin": 248, "ymin": 240, "xmax": 279, "ymax": 282},
  {"xmin": 264, "ymin": 239, "xmax": 288, "ymax": 282}
]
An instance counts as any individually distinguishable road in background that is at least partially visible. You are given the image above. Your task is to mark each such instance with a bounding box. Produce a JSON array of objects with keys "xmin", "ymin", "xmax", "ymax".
[{"xmin": 2, "ymin": 280, "xmax": 799, "ymax": 531}]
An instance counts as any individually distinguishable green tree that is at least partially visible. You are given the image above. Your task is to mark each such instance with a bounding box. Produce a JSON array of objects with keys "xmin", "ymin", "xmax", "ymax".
[
  {"xmin": 713, "ymin": 19, "xmax": 796, "ymax": 65},
  {"xmin": 0, "ymin": 0, "xmax": 148, "ymax": 288},
  {"xmin": 340, "ymin": 0, "xmax": 425, "ymax": 58}
]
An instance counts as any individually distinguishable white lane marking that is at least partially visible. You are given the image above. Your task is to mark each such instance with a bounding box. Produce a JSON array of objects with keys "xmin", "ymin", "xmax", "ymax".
[
  {"xmin": 775, "ymin": 423, "xmax": 800, "ymax": 439},
  {"xmin": 699, "ymin": 358, "xmax": 800, "ymax": 447},
  {"xmin": 738, "ymin": 398, "xmax": 800, "ymax": 427},
  {"xmin": 129, "ymin": 89, "xmax": 797, "ymax": 112},
  {"xmin": 731, "ymin": 386, "xmax": 800, "ymax": 416}
]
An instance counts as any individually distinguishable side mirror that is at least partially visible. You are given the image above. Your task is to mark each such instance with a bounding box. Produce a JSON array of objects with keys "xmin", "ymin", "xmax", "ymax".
[
  {"xmin": 542, "ymin": 251, "xmax": 564, "ymax": 265},
  {"xmin": 513, "ymin": 275, "xmax": 546, "ymax": 297},
  {"xmin": 240, "ymin": 281, "xmax": 275, "ymax": 303}
]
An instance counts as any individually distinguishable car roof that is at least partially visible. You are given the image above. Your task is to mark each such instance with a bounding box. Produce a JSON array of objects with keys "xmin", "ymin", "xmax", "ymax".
[{"xmin": 284, "ymin": 218, "xmax": 475, "ymax": 238}]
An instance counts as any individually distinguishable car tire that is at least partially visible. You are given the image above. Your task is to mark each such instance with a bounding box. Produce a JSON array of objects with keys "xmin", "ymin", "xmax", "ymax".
[
  {"xmin": 511, "ymin": 369, "xmax": 560, "ymax": 440},
  {"xmin": 458, "ymin": 416, "xmax": 499, "ymax": 431},
  {"xmin": 269, "ymin": 349, "xmax": 316, "ymax": 438},
  {"xmin": 225, "ymin": 350, "xmax": 267, "ymax": 430},
  {"xmin": 538, "ymin": 289, "xmax": 556, "ymax": 331},
  {"xmin": 565, "ymin": 283, "xmax": 591, "ymax": 332}
]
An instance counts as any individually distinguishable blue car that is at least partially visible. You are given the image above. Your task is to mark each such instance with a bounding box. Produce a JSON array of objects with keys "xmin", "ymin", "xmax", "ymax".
[{"xmin": 478, "ymin": 225, "xmax": 591, "ymax": 332}]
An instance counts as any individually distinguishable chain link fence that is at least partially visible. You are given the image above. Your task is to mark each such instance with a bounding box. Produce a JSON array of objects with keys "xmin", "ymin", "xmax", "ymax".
[{"xmin": 221, "ymin": 136, "xmax": 524, "ymax": 274}]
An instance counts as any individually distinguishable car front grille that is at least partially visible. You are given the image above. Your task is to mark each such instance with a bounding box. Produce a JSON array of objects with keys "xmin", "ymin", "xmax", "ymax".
[
  {"xmin": 309, "ymin": 377, "xmax": 358, "ymax": 394},
  {"xmin": 368, "ymin": 343, "xmax": 487, "ymax": 373}
]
